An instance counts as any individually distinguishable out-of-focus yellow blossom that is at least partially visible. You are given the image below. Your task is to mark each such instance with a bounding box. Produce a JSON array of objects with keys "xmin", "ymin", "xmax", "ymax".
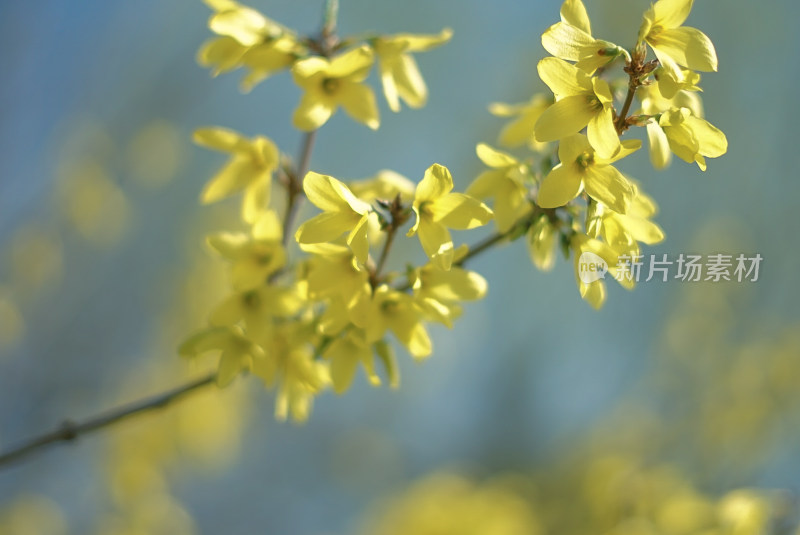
[
  {"xmin": 537, "ymin": 134, "xmax": 639, "ymax": 214},
  {"xmin": 365, "ymin": 285, "xmax": 432, "ymax": 359},
  {"xmin": 198, "ymin": 35, "xmax": 301, "ymax": 92},
  {"xmin": 94, "ymin": 493, "xmax": 195, "ymax": 535},
  {"xmin": 206, "ymin": 228, "xmax": 286, "ymax": 291},
  {"xmin": 527, "ymin": 215, "xmax": 559, "ymax": 271},
  {"xmin": 253, "ymin": 323, "xmax": 329, "ymax": 422},
  {"xmin": 371, "ymin": 28, "xmax": 452, "ymax": 112},
  {"xmin": 488, "ymin": 95, "xmax": 551, "ymax": 150},
  {"xmin": 718, "ymin": 491, "xmax": 770, "ymax": 535},
  {"xmin": 467, "ymin": 144, "xmax": 532, "ymax": 233},
  {"xmin": 209, "ymin": 283, "xmax": 305, "ymax": 340},
  {"xmin": 126, "ymin": 120, "xmax": 185, "ymax": 188},
  {"xmin": 8, "ymin": 225, "xmax": 63, "ymax": 294},
  {"xmin": 653, "ymin": 107, "xmax": 727, "ymax": 171},
  {"xmin": 292, "ymin": 46, "xmax": 379, "ymax": 131},
  {"xmin": 534, "ymin": 57, "xmax": 620, "ymax": 158},
  {"xmin": 193, "ymin": 127, "xmax": 279, "ymax": 223},
  {"xmin": 295, "ymin": 172, "xmax": 376, "ymax": 265},
  {"xmin": 301, "ymin": 242, "xmax": 371, "ymax": 324},
  {"xmin": 408, "ymin": 164, "xmax": 493, "ymax": 271},
  {"xmin": 205, "ymin": 0, "xmax": 287, "ymax": 46},
  {"xmin": 0, "ymin": 291, "xmax": 25, "ymax": 351},
  {"xmin": 638, "ymin": 0, "xmax": 718, "ymax": 84},
  {"xmin": 358, "ymin": 473, "xmax": 542, "ymax": 535},
  {"xmin": 410, "ymin": 248, "xmax": 488, "ymax": 328},
  {"xmin": 179, "ymin": 325, "xmax": 265, "ymax": 386},
  {"xmin": 323, "ymin": 329, "xmax": 382, "ymax": 393},
  {"xmin": 571, "ymin": 232, "xmax": 632, "ymax": 309},
  {"xmin": 58, "ymin": 160, "xmax": 130, "ymax": 246},
  {"xmin": 0, "ymin": 495, "xmax": 67, "ymax": 535},
  {"xmin": 586, "ymin": 185, "xmax": 665, "ymax": 257},
  {"xmin": 541, "ymin": 0, "xmax": 626, "ymax": 74}
]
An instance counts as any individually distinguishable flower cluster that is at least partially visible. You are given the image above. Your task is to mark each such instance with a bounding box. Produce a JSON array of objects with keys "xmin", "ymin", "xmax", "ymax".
[
  {"xmin": 478, "ymin": 0, "xmax": 727, "ymax": 308},
  {"xmin": 182, "ymin": 0, "xmax": 727, "ymax": 422},
  {"xmin": 183, "ymin": 0, "xmax": 494, "ymax": 422}
]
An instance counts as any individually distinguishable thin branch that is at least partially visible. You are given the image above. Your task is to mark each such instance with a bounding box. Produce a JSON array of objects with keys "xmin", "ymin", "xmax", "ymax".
[
  {"xmin": 281, "ymin": 129, "xmax": 318, "ymax": 247},
  {"xmin": 0, "ymin": 372, "xmax": 217, "ymax": 469}
]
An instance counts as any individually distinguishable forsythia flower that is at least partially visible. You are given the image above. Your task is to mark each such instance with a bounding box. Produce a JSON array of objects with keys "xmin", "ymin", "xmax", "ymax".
[
  {"xmin": 638, "ymin": 0, "xmax": 718, "ymax": 83},
  {"xmin": 488, "ymin": 95, "xmax": 551, "ymax": 150},
  {"xmin": 295, "ymin": 172, "xmax": 376, "ymax": 264},
  {"xmin": 349, "ymin": 170, "xmax": 417, "ymax": 244},
  {"xmin": 541, "ymin": 0, "xmax": 625, "ymax": 74},
  {"xmin": 571, "ymin": 233, "xmax": 631, "ymax": 309},
  {"xmin": 205, "ymin": 0, "xmax": 287, "ymax": 46},
  {"xmin": 209, "ymin": 284, "xmax": 305, "ymax": 340},
  {"xmin": 408, "ymin": 164, "xmax": 493, "ymax": 270},
  {"xmin": 371, "ymin": 28, "xmax": 453, "ymax": 112},
  {"xmin": 300, "ymin": 242, "xmax": 371, "ymax": 325},
  {"xmin": 365, "ymin": 286, "xmax": 432, "ymax": 359},
  {"xmin": 652, "ymin": 107, "xmax": 727, "ymax": 171},
  {"xmin": 179, "ymin": 325, "xmax": 265, "ymax": 386},
  {"xmin": 410, "ymin": 249, "xmax": 488, "ymax": 328},
  {"xmin": 323, "ymin": 330, "xmax": 382, "ymax": 394},
  {"xmin": 586, "ymin": 186, "xmax": 665, "ymax": 258},
  {"xmin": 254, "ymin": 322, "xmax": 330, "ymax": 422},
  {"xmin": 292, "ymin": 46, "xmax": 379, "ymax": 131},
  {"xmin": 537, "ymin": 134, "xmax": 639, "ymax": 214},
  {"xmin": 193, "ymin": 127, "xmax": 279, "ymax": 223},
  {"xmin": 528, "ymin": 215, "xmax": 560, "ymax": 271},
  {"xmin": 466, "ymin": 144, "xmax": 532, "ymax": 233},
  {"xmin": 534, "ymin": 57, "xmax": 620, "ymax": 158},
  {"xmin": 206, "ymin": 220, "xmax": 286, "ymax": 291}
]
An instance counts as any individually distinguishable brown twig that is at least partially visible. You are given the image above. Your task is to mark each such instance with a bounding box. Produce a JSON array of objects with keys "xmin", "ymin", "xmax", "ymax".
[{"xmin": 0, "ymin": 373, "xmax": 217, "ymax": 469}]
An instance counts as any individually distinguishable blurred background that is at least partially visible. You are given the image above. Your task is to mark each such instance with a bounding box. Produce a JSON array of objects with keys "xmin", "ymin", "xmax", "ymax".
[{"xmin": 1, "ymin": 0, "xmax": 799, "ymax": 533}]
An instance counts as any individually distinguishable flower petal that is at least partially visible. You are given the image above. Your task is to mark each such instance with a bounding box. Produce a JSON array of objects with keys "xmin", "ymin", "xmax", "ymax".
[
  {"xmin": 292, "ymin": 91, "xmax": 334, "ymax": 131},
  {"xmin": 433, "ymin": 193, "xmax": 493, "ymax": 230},
  {"xmin": 338, "ymin": 82, "xmax": 380, "ymax": 130},
  {"xmin": 295, "ymin": 211, "xmax": 358, "ymax": 244},
  {"xmin": 587, "ymin": 106, "xmax": 620, "ymax": 159},
  {"xmin": 534, "ymin": 95, "xmax": 595, "ymax": 143},
  {"xmin": 583, "ymin": 164, "xmax": 633, "ymax": 214},
  {"xmin": 537, "ymin": 57, "xmax": 593, "ymax": 98},
  {"xmin": 537, "ymin": 164, "xmax": 583, "ymax": 208}
]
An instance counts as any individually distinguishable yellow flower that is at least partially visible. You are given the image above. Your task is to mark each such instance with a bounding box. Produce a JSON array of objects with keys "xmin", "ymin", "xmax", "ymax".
[
  {"xmin": 371, "ymin": 29, "xmax": 452, "ymax": 112},
  {"xmin": 528, "ymin": 214, "xmax": 560, "ymax": 271},
  {"xmin": 537, "ymin": 134, "xmax": 639, "ymax": 213},
  {"xmin": 410, "ymin": 247, "xmax": 488, "ymax": 328},
  {"xmin": 571, "ymin": 233, "xmax": 631, "ymax": 309},
  {"xmin": 193, "ymin": 127, "xmax": 279, "ymax": 223},
  {"xmin": 253, "ymin": 322, "xmax": 330, "ymax": 422},
  {"xmin": 638, "ymin": 0, "xmax": 718, "ymax": 83},
  {"xmin": 291, "ymin": 46, "xmax": 379, "ymax": 131},
  {"xmin": 408, "ymin": 164, "xmax": 493, "ymax": 270},
  {"xmin": 349, "ymin": 170, "xmax": 417, "ymax": 244},
  {"xmin": 365, "ymin": 286, "xmax": 432, "ymax": 359},
  {"xmin": 541, "ymin": 0, "xmax": 626, "ymax": 74},
  {"xmin": 653, "ymin": 66, "xmax": 701, "ymax": 99},
  {"xmin": 655, "ymin": 107, "xmax": 727, "ymax": 171},
  {"xmin": 209, "ymin": 284, "xmax": 305, "ymax": 340},
  {"xmin": 300, "ymin": 242, "xmax": 372, "ymax": 326},
  {"xmin": 323, "ymin": 330, "xmax": 382, "ymax": 393},
  {"xmin": 206, "ymin": 219, "xmax": 286, "ymax": 291},
  {"xmin": 295, "ymin": 172, "xmax": 376, "ymax": 264},
  {"xmin": 488, "ymin": 95, "xmax": 551, "ymax": 150},
  {"xmin": 534, "ymin": 57, "xmax": 620, "ymax": 158},
  {"xmin": 638, "ymin": 85, "xmax": 704, "ymax": 169},
  {"xmin": 586, "ymin": 184, "xmax": 665, "ymax": 258},
  {"xmin": 205, "ymin": 1, "xmax": 287, "ymax": 47},
  {"xmin": 179, "ymin": 325, "xmax": 265, "ymax": 386},
  {"xmin": 466, "ymin": 144, "xmax": 532, "ymax": 233},
  {"xmin": 198, "ymin": 35, "xmax": 302, "ymax": 92}
]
